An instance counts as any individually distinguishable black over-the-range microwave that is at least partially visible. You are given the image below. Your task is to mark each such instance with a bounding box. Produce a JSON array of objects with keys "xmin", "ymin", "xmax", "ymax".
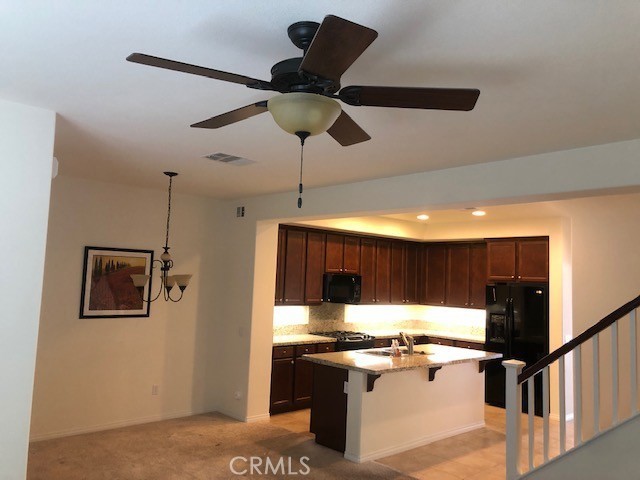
[{"xmin": 322, "ymin": 273, "xmax": 362, "ymax": 304}]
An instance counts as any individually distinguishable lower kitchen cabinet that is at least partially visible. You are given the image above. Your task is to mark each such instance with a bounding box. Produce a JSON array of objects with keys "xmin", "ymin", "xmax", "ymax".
[
  {"xmin": 270, "ymin": 342, "xmax": 336, "ymax": 414},
  {"xmin": 293, "ymin": 344, "xmax": 316, "ymax": 408}
]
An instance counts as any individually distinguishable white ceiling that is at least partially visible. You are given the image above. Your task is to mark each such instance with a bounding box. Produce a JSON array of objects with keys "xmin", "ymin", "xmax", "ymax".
[
  {"xmin": 381, "ymin": 201, "xmax": 565, "ymax": 225},
  {"xmin": 2, "ymin": 1, "xmax": 639, "ymax": 199}
]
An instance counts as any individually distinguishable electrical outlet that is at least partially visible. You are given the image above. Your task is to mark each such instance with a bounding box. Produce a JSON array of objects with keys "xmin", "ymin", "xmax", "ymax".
[
  {"xmin": 152, "ymin": 384, "xmax": 159, "ymax": 395},
  {"xmin": 234, "ymin": 391, "xmax": 242, "ymax": 400}
]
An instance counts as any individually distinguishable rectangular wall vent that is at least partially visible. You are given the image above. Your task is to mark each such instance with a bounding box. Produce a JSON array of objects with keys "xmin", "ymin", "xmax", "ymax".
[{"xmin": 203, "ymin": 152, "xmax": 255, "ymax": 166}]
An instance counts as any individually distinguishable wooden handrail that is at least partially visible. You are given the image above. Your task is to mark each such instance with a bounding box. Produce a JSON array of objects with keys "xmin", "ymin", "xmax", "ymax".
[{"xmin": 518, "ymin": 294, "xmax": 640, "ymax": 384}]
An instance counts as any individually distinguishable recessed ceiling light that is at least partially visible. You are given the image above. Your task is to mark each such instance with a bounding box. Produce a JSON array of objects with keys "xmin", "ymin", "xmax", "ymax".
[
  {"xmin": 416, "ymin": 214, "xmax": 429, "ymax": 221},
  {"xmin": 472, "ymin": 210, "xmax": 486, "ymax": 217}
]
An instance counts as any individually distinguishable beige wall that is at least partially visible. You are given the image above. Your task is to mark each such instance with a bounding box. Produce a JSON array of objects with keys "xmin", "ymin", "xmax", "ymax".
[
  {"xmin": 30, "ymin": 175, "xmax": 224, "ymax": 440},
  {"xmin": 0, "ymin": 99, "xmax": 55, "ymax": 479}
]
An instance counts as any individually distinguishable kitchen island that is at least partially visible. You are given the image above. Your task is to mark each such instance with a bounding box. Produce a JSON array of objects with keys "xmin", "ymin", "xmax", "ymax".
[{"xmin": 302, "ymin": 344, "xmax": 501, "ymax": 463}]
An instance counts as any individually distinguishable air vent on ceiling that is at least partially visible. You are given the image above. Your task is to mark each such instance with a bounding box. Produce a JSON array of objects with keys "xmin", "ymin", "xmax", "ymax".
[{"xmin": 203, "ymin": 152, "xmax": 255, "ymax": 166}]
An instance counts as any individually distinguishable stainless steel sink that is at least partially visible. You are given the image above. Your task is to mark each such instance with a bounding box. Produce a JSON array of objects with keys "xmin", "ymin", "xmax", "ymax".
[{"xmin": 359, "ymin": 348, "xmax": 428, "ymax": 357}]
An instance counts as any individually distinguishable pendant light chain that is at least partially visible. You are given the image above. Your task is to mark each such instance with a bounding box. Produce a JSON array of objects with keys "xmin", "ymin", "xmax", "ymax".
[
  {"xmin": 298, "ymin": 138, "xmax": 305, "ymax": 209},
  {"xmin": 165, "ymin": 174, "xmax": 173, "ymax": 250},
  {"xmin": 295, "ymin": 131, "xmax": 309, "ymax": 209}
]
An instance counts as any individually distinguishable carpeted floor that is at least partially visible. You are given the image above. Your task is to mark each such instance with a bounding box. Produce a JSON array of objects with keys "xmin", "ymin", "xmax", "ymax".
[{"xmin": 28, "ymin": 412, "xmax": 414, "ymax": 480}]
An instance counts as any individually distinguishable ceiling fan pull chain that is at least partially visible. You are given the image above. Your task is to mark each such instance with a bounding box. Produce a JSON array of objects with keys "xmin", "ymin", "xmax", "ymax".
[{"xmin": 295, "ymin": 131, "xmax": 310, "ymax": 208}]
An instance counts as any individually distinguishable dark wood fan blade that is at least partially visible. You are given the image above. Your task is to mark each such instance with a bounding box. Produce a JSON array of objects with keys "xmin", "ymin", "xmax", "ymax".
[
  {"xmin": 127, "ymin": 53, "xmax": 274, "ymax": 90},
  {"xmin": 299, "ymin": 15, "xmax": 378, "ymax": 85},
  {"xmin": 339, "ymin": 86, "xmax": 480, "ymax": 111},
  {"xmin": 327, "ymin": 111, "xmax": 371, "ymax": 146},
  {"xmin": 191, "ymin": 101, "xmax": 268, "ymax": 129}
]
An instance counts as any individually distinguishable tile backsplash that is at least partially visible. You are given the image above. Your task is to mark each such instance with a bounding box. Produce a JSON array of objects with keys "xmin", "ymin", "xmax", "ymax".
[{"xmin": 273, "ymin": 303, "xmax": 485, "ymax": 338}]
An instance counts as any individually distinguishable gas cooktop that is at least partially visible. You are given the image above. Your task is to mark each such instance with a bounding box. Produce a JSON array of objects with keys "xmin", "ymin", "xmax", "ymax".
[{"xmin": 312, "ymin": 330, "xmax": 375, "ymax": 342}]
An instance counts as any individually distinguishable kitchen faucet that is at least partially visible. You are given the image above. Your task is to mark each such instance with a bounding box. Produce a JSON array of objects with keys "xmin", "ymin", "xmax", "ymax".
[{"xmin": 399, "ymin": 332, "xmax": 414, "ymax": 355}]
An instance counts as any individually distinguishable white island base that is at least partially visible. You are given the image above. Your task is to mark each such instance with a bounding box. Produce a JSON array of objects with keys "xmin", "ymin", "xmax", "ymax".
[{"xmin": 344, "ymin": 361, "xmax": 484, "ymax": 462}]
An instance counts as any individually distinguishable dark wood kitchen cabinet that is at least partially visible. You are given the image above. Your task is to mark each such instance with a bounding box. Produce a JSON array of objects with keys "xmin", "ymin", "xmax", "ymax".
[
  {"xmin": 404, "ymin": 242, "xmax": 420, "ymax": 304},
  {"xmin": 517, "ymin": 239, "xmax": 549, "ymax": 282},
  {"xmin": 375, "ymin": 240, "xmax": 392, "ymax": 303},
  {"xmin": 270, "ymin": 346, "xmax": 295, "ymax": 414},
  {"xmin": 359, "ymin": 238, "xmax": 376, "ymax": 304},
  {"xmin": 275, "ymin": 228, "xmax": 287, "ymax": 304},
  {"xmin": 360, "ymin": 239, "xmax": 392, "ymax": 304},
  {"xmin": 423, "ymin": 244, "xmax": 447, "ymax": 305},
  {"xmin": 270, "ymin": 342, "xmax": 336, "ymax": 414},
  {"xmin": 487, "ymin": 237, "xmax": 548, "ymax": 282},
  {"xmin": 325, "ymin": 234, "xmax": 360, "ymax": 274},
  {"xmin": 446, "ymin": 242, "xmax": 487, "ymax": 309},
  {"xmin": 304, "ymin": 231, "xmax": 325, "ymax": 304},
  {"xmin": 390, "ymin": 242, "xmax": 405, "ymax": 303},
  {"xmin": 391, "ymin": 242, "xmax": 419, "ymax": 304},
  {"xmin": 293, "ymin": 344, "xmax": 316, "ymax": 408},
  {"xmin": 282, "ymin": 229, "xmax": 307, "ymax": 305},
  {"xmin": 469, "ymin": 243, "xmax": 488, "ymax": 308},
  {"xmin": 446, "ymin": 244, "xmax": 470, "ymax": 307}
]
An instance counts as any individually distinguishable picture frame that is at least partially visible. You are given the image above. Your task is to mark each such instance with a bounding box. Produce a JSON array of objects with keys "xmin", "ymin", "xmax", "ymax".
[{"xmin": 80, "ymin": 246, "xmax": 154, "ymax": 318}]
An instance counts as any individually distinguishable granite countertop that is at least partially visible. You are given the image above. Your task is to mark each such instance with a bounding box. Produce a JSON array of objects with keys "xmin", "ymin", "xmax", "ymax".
[
  {"xmin": 366, "ymin": 329, "xmax": 485, "ymax": 343},
  {"xmin": 302, "ymin": 344, "xmax": 501, "ymax": 375},
  {"xmin": 273, "ymin": 334, "xmax": 337, "ymax": 346}
]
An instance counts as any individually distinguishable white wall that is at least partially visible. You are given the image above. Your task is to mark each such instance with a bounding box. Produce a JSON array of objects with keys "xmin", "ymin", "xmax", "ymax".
[
  {"xmin": 525, "ymin": 414, "xmax": 640, "ymax": 480},
  {"xmin": 30, "ymin": 175, "xmax": 224, "ymax": 440},
  {"xmin": 0, "ymin": 99, "xmax": 55, "ymax": 479},
  {"xmin": 215, "ymin": 138, "xmax": 640, "ymax": 422}
]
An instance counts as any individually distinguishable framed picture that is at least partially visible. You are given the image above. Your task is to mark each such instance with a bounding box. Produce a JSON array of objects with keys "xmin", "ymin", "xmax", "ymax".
[{"xmin": 80, "ymin": 246, "xmax": 154, "ymax": 318}]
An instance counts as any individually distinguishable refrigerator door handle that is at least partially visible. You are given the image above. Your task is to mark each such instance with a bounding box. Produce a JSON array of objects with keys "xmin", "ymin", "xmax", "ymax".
[{"xmin": 506, "ymin": 297, "xmax": 513, "ymax": 358}]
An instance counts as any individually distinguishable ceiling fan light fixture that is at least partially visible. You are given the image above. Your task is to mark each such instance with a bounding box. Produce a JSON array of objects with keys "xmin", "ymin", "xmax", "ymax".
[{"xmin": 268, "ymin": 92, "xmax": 341, "ymax": 136}]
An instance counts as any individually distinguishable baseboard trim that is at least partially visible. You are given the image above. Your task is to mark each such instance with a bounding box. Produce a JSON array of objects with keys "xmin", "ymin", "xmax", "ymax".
[
  {"xmin": 30, "ymin": 408, "xmax": 214, "ymax": 442},
  {"xmin": 245, "ymin": 413, "xmax": 270, "ymax": 423},
  {"xmin": 345, "ymin": 421, "xmax": 485, "ymax": 463}
]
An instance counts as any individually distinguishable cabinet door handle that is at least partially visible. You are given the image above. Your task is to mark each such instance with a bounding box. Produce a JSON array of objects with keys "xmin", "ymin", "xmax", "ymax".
[
  {"xmin": 291, "ymin": 360, "xmax": 294, "ymax": 365},
  {"xmin": 465, "ymin": 302, "xmax": 468, "ymax": 306},
  {"xmin": 440, "ymin": 301, "xmax": 444, "ymax": 304},
  {"xmin": 470, "ymin": 303, "xmax": 474, "ymax": 306},
  {"xmin": 511, "ymin": 275, "xmax": 515, "ymax": 279},
  {"xmin": 518, "ymin": 275, "xmax": 522, "ymax": 279}
]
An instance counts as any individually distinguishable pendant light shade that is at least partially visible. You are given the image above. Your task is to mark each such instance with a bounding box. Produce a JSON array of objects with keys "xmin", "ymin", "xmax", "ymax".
[{"xmin": 268, "ymin": 92, "xmax": 341, "ymax": 136}]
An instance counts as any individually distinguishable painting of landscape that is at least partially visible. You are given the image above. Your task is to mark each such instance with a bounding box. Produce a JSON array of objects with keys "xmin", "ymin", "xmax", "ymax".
[{"xmin": 80, "ymin": 247, "xmax": 153, "ymax": 318}]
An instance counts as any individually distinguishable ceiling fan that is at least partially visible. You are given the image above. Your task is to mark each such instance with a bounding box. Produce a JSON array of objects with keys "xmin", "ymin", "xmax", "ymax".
[{"xmin": 127, "ymin": 15, "xmax": 480, "ymax": 147}]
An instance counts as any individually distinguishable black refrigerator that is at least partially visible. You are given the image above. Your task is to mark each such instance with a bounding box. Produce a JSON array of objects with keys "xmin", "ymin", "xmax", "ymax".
[{"xmin": 485, "ymin": 283, "xmax": 549, "ymax": 416}]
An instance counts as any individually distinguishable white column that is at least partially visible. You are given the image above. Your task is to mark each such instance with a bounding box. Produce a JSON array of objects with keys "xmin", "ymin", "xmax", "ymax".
[
  {"xmin": 504, "ymin": 360, "xmax": 526, "ymax": 480},
  {"xmin": 0, "ymin": 99, "xmax": 55, "ymax": 479}
]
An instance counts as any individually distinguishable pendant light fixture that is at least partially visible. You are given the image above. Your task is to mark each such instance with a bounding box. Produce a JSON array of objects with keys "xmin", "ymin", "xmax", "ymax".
[
  {"xmin": 130, "ymin": 172, "xmax": 192, "ymax": 302},
  {"xmin": 267, "ymin": 92, "xmax": 341, "ymax": 208}
]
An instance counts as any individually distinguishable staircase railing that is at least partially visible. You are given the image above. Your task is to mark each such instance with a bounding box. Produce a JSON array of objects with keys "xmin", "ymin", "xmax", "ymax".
[{"xmin": 504, "ymin": 294, "xmax": 640, "ymax": 479}]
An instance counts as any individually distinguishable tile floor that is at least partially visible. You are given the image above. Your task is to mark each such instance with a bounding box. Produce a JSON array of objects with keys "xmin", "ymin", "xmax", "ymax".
[{"xmin": 28, "ymin": 405, "xmax": 573, "ymax": 479}]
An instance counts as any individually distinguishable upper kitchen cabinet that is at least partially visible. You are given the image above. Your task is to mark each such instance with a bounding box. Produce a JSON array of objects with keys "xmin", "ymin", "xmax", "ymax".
[
  {"xmin": 305, "ymin": 231, "xmax": 326, "ymax": 304},
  {"xmin": 390, "ymin": 242, "xmax": 404, "ymax": 303},
  {"xmin": 446, "ymin": 244, "xmax": 470, "ymax": 307},
  {"xmin": 469, "ymin": 243, "xmax": 488, "ymax": 308},
  {"xmin": 275, "ymin": 228, "xmax": 287, "ymax": 305},
  {"xmin": 517, "ymin": 238, "xmax": 549, "ymax": 282},
  {"xmin": 423, "ymin": 244, "xmax": 447, "ymax": 306},
  {"xmin": 282, "ymin": 228, "xmax": 307, "ymax": 305},
  {"xmin": 375, "ymin": 240, "xmax": 392, "ymax": 303},
  {"xmin": 359, "ymin": 238, "xmax": 376, "ymax": 304},
  {"xmin": 325, "ymin": 234, "xmax": 360, "ymax": 274},
  {"xmin": 391, "ymin": 242, "xmax": 419, "ymax": 304},
  {"xmin": 404, "ymin": 242, "xmax": 420, "ymax": 304},
  {"xmin": 357, "ymin": 237, "xmax": 393, "ymax": 305},
  {"xmin": 486, "ymin": 240, "xmax": 516, "ymax": 281},
  {"xmin": 487, "ymin": 237, "xmax": 548, "ymax": 283}
]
